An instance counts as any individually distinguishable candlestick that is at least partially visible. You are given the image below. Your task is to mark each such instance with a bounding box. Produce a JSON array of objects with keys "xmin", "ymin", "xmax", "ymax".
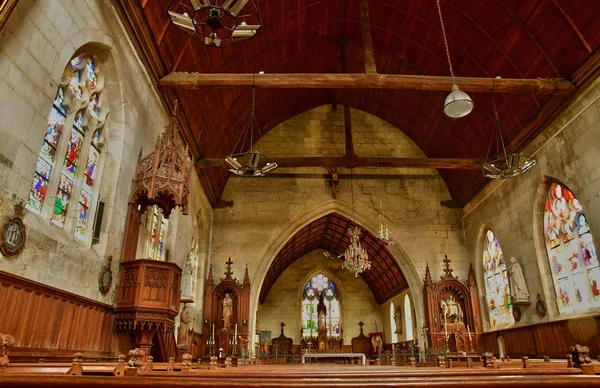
[{"xmin": 467, "ymin": 325, "xmax": 472, "ymax": 341}]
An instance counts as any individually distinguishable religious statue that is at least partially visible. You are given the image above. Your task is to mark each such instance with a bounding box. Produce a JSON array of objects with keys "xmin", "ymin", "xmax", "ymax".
[
  {"xmin": 394, "ymin": 306, "xmax": 402, "ymax": 334},
  {"xmin": 440, "ymin": 294, "xmax": 463, "ymax": 323},
  {"xmin": 222, "ymin": 293, "xmax": 233, "ymax": 328},
  {"xmin": 180, "ymin": 250, "xmax": 195, "ymax": 300},
  {"xmin": 177, "ymin": 304, "xmax": 193, "ymax": 348},
  {"xmin": 508, "ymin": 257, "xmax": 530, "ymax": 303}
]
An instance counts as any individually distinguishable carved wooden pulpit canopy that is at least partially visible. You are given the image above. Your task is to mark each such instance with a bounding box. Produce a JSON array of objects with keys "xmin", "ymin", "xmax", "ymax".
[
  {"xmin": 423, "ymin": 256, "xmax": 482, "ymax": 352},
  {"xmin": 202, "ymin": 259, "xmax": 251, "ymax": 357},
  {"xmin": 130, "ymin": 100, "xmax": 192, "ymax": 216}
]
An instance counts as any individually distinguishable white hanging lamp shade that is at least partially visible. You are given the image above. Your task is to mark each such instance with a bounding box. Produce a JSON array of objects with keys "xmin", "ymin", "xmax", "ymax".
[{"xmin": 444, "ymin": 84, "xmax": 474, "ymax": 118}]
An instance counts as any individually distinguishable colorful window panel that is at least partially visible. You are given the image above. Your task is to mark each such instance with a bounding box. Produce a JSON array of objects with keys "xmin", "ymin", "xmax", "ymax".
[
  {"xmin": 144, "ymin": 205, "xmax": 168, "ymax": 260},
  {"xmin": 74, "ymin": 129, "xmax": 102, "ymax": 240},
  {"xmin": 85, "ymin": 58, "xmax": 97, "ymax": 90},
  {"xmin": 52, "ymin": 112, "xmax": 85, "ymax": 227},
  {"xmin": 26, "ymin": 89, "xmax": 67, "ymax": 214},
  {"xmin": 483, "ymin": 230, "xmax": 514, "ymax": 327},
  {"xmin": 544, "ymin": 183, "xmax": 599, "ymax": 314},
  {"xmin": 301, "ymin": 274, "xmax": 341, "ymax": 338}
]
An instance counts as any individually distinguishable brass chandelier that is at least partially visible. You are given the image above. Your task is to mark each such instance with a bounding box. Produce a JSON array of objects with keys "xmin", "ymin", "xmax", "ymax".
[{"xmin": 167, "ymin": 0, "xmax": 261, "ymax": 48}]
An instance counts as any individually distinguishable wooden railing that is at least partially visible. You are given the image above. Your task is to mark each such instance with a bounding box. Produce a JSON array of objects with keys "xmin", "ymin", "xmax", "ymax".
[{"xmin": 0, "ymin": 270, "xmax": 130, "ymax": 361}]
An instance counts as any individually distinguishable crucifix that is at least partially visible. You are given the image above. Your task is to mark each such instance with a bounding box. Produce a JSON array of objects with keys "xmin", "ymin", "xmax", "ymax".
[
  {"xmin": 443, "ymin": 255, "xmax": 453, "ymax": 277},
  {"xmin": 358, "ymin": 321, "xmax": 364, "ymax": 335},
  {"xmin": 280, "ymin": 321, "xmax": 286, "ymax": 336},
  {"xmin": 224, "ymin": 257, "xmax": 234, "ymax": 279}
]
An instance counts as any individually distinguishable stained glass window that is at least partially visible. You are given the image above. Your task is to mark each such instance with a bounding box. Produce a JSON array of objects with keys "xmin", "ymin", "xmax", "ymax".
[
  {"xmin": 144, "ymin": 205, "xmax": 168, "ymax": 261},
  {"xmin": 26, "ymin": 89, "xmax": 67, "ymax": 214},
  {"xmin": 26, "ymin": 53, "xmax": 108, "ymax": 244},
  {"xmin": 544, "ymin": 183, "xmax": 599, "ymax": 314},
  {"xmin": 301, "ymin": 273, "xmax": 341, "ymax": 338},
  {"xmin": 404, "ymin": 295, "xmax": 413, "ymax": 341},
  {"xmin": 483, "ymin": 230, "xmax": 514, "ymax": 327},
  {"xmin": 52, "ymin": 112, "xmax": 84, "ymax": 227}
]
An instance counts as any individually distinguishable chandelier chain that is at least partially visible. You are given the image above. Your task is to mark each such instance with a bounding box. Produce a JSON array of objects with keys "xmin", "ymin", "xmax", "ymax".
[{"xmin": 436, "ymin": 0, "xmax": 455, "ymax": 85}]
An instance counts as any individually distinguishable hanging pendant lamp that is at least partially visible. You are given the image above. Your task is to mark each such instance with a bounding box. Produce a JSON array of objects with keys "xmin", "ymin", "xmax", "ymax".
[{"xmin": 436, "ymin": 0, "xmax": 473, "ymax": 118}]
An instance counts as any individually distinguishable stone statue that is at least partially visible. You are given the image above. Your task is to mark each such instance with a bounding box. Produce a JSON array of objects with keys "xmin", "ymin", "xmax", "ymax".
[
  {"xmin": 440, "ymin": 294, "xmax": 463, "ymax": 323},
  {"xmin": 177, "ymin": 304, "xmax": 193, "ymax": 347},
  {"xmin": 394, "ymin": 306, "xmax": 402, "ymax": 334},
  {"xmin": 508, "ymin": 257, "xmax": 529, "ymax": 303},
  {"xmin": 180, "ymin": 251, "xmax": 195, "ymax": 300},
  {"xmin": 222, "ymin": 293, "xmax": 233, "ymax": 328}
]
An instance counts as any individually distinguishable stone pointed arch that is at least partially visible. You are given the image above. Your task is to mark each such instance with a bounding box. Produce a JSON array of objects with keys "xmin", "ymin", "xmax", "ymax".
[{"xmin": 248, "ymin": 199, "xmax": 424, "ymax": 341}]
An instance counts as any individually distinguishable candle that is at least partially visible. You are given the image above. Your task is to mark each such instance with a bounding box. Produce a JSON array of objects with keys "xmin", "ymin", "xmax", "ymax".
[
  {"xmin": 467, "ymin": 325, "xmax": 472, "ymax": 341},
  {"xmin": 212, "ymin": 324, "xmax": 215, "ymax": 339},
  {"xmin": 235, "ymin": 323, "xmax": 238, "ymax": 338},
  {"xmin": 444, "ymin": 315, "xmax": 448, "ymax": 338}
]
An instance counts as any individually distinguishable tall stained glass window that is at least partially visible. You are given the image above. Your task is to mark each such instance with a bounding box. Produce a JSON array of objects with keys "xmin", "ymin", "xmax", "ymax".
[
  {"xmin": 301, "ymin": 273, "xmax": 341, "ymax": 339},
  {"xmin": 404, "ymin": 294, "xmax": 413, "ymax": 341},
  {"xmin": 26, "ymin": 89, "xmax": 67, "ymax": 213},
  {"xmin": 144, "ymin": 205, "xmax": 169, "ymax": 261},
  {"xmin": 26, "ymin": 54, "xmax": 108, "ymax": 244},
  {"xmin": 544, "ymin": 183, "xmax": 599, "ymax": 314},
  {"xmin": 483, "ymin": 230, "xmax": 514, "ymax": 327}
]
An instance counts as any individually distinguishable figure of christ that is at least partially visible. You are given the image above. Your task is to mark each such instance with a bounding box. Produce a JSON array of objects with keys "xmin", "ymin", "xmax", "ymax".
[{"xmin": 222, "ymin": 293, "xmax": 233, "ymax": 328}]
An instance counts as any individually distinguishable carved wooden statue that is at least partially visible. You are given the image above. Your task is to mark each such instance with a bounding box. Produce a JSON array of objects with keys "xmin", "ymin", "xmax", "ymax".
[{"xmin": 1, "ymin": 333, "xmax": 15, "ymax": 367}]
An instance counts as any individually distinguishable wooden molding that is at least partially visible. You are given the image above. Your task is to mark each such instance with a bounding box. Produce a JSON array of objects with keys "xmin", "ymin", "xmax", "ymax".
[
  {"xmin": 198, "ymin": 156, "xmax": 483, "ymax": 170},
  {"xmin": 0, "ymin": 0, "xmax": 19, "ymax": 32},
  {"xmin": 158, "ymin": 72, "xmax": 576, "ymax": 95}
]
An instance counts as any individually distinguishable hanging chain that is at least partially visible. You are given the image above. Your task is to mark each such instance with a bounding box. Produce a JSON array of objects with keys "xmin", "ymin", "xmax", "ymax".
[
  {"xmin": 436, "ymin": 0, "xmax": 456, "ymax": 85},
  {"xmin": 351, "ymin": 167, "xmax": 355, "ymax": 222}
]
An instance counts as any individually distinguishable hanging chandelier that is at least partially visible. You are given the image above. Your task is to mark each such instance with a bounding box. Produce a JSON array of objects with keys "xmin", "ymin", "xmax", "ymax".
[
  {"xmin": 167, "ymin": 0, "xmax": 262, "ymax": 48},
  {"xmin": 343, "ymin": 226, "xmax": 371, "ymax": 277},
  {"xmin": 342, "ymin": 168, "xmax": 371, "ymax": 277},
  {"xmin": 482, "ymin": 87, "xmax": 536, "ymax": 179},
  {"xmin": 436, "ymin": 0, "xmax": 473, "ymax": 118},
  {"xmin": 224, "ymin": 76, "xmax": 278, "ymax": 177}
]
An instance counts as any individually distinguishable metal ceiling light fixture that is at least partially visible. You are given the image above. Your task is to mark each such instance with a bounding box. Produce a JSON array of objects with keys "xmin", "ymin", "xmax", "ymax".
[
  {"xmin": 342, "ymin": 169, "xmax": 371, "ymax": 277},
  {"xmin": 436, "ymin": 0, "xmax": 473, "ymax": 118},
  {"xmin": 224, "ymin": 75, "xmax": 277, "ymax": 177},
  {"xmin": 167, "ymin": 0, "xmax": 261, "ymax": 48},
  {"xmin": 482, "ymin": 85, "xmax": 536, "ymax": 179}
]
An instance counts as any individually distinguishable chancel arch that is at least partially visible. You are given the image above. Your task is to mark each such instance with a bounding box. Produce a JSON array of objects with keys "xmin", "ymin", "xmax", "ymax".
[{"xmin": 249, "ymin": 200, "xmax": 425, "ymax": 342}]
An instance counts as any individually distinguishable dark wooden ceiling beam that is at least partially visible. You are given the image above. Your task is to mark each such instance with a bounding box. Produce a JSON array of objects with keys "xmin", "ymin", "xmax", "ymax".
[
  {"xmin": 198, "ymin": 156, "xmax": 483, "ymax": 170},
  {"xmin": 360, "ymin": 0, "xmax": 377, "ymax": 74},
  {"xmin": 158, "ymin": 72, "xmax": 575, "ymax": 95}
]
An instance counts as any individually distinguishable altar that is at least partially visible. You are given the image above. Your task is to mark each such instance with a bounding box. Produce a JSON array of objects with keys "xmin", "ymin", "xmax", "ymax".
[{"xmin": 302, "ymin": 353, "xmax": 366, "ymax": 365}]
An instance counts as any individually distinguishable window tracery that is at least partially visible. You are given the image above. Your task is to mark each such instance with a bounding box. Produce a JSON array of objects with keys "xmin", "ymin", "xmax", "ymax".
[
  {"xmin": 483, "ymin": 230, "xmax": 514, "ymax": 327},
  {"xmin": 301, "ymin": 273, "xmax": 340, "ymax": 339},
  {"xmin": 26, "ymin": 54, "xmax": 108, "ymax": 244},
  {"xmin": 544, "ymin": 183, "xmax": 599, "ymax": 314}
]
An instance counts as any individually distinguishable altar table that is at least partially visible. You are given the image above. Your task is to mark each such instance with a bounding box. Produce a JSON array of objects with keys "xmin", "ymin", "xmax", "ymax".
[{"xmin": 301, "ymin": 353, "xmax": 366, "ymax": 365}]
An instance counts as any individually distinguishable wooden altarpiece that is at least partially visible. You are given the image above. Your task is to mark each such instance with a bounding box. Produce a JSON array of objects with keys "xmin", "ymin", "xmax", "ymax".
[
  {"xmin": 201, "ymin": 259, "xmax": 251, "ymax": 357},
  {"xmin": 423, "ymin": 256, "xmax": 482, "ymax": 353}
]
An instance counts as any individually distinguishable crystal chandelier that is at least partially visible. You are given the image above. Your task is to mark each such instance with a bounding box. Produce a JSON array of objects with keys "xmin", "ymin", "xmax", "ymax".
[
  {"xmin": 342, "ymin": 168, "xmax": 371, "ymax": 277},
  {"xmin": 343, "ymin": 226, "xmax": 371, "ymax": 277},
  {"xmin": 224, "ymin": 76, "xmax": 277, "ymax": 176},
  {"xmin": 167, "ymin": 0, "xmax": 262, "ymax": 48},
  {"xmin": 482, "ymin": 87, "xmax": 536, "ymax": 179}
]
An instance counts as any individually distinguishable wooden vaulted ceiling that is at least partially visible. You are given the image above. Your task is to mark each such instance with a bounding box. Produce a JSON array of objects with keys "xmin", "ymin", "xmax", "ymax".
[
  {"xmin": 258, "ymin": 213, "xmax": 408, "ymax": 304},
  {"xmin": 114, "ymin": 0, "xmax": 600, "ymax": 206}
]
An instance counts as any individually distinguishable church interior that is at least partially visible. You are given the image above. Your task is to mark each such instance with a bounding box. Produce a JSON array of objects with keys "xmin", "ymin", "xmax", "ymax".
[{"xmin": 1, "ymin": 0, "xmax": 600, "ymax": 386}]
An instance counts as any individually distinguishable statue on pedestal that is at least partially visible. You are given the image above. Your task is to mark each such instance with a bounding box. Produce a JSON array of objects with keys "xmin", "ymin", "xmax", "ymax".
[
  {"xmin": 222, "ymin": 293, "xmax": 233, "ymax": 328},
  {"xmin": 508, "ymin": 257, "xmax": 530, "ymax": 303},
  {"xmin": 440, "ymin": 295, "xmax": 463, "ymax": 323}
]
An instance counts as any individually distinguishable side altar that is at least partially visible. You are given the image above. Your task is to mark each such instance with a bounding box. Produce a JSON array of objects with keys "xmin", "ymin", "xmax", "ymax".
[
  {"xmin": 201, "ymin": 259, "xmax": 251, "ymax": 357},
  {"xmin": 423, "ymin": 256, "xmax": 482, "ymax": 353}
]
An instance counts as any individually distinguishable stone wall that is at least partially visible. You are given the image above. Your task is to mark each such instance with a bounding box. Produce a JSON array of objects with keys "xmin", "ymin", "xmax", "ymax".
[
  {"xmin": 463, "ymin": 76, "xmax": 600, "ymax": 330},
  {"xmin": 259, "ymin": 249, "xmax": 382, "ymax": 344},
  {"xmin": 0, "ymin": 0, "xmax": 211, "ymax": 303},
  {"xmin": 212, "ymin": 105, "xmax": 469, "ymax": 337}
]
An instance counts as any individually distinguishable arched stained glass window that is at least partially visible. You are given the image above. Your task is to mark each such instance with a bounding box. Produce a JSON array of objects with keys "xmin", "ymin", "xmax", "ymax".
[
  {"xmin": 544, "ymin": 183, "xmax": 599, "ymax": 314},
  {"xmin": 404, "ymin": 295, "xmax": 413, "ymax": 341},
  {"xmin": 26, "ymin": 54, "xmax": 108, "ymax": 244},
  {"xmin": 143, "ymin": 205, "xmax": 169, "ymax": 261},
  {"xmin": 483, "ymin": 230, "xmax": 514, "ymax": 327},
  {"xmin": 301, "ymin": 273, "xmax": 341, "ymax": 339}
]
